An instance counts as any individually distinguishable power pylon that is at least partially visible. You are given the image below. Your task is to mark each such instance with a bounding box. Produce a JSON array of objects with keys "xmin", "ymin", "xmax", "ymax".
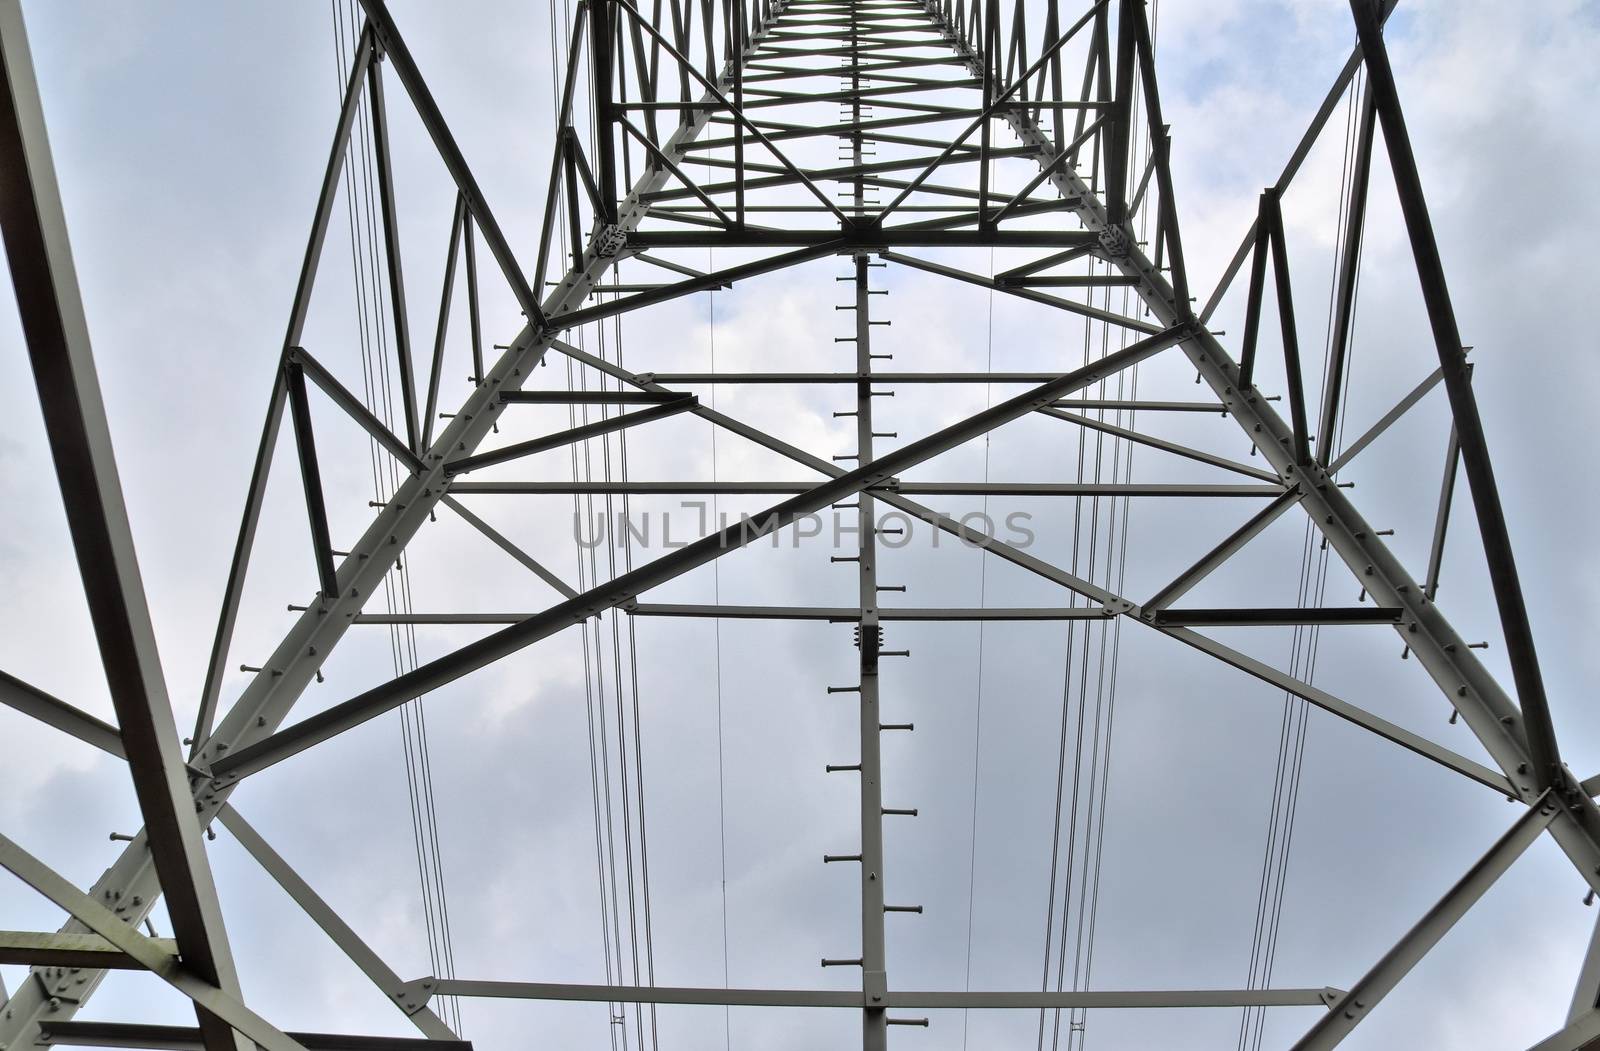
[{"xmin": 1, "ymin": 0, "xmax": 1596, "ymax": 1049}]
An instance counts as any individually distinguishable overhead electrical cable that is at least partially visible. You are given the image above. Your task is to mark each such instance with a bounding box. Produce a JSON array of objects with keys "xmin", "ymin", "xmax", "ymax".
[
  {"xmin": 1237, "ymin": 65, "xmax": 1367, "ymax": 1051},
  {"xmin": 960, "ymin": 245, "xmax": 998, "ymax": 1051},
  {"xmin": 1038, "ymin": 6, "xmax": 1154, "ymax": 1042},
  {"xmin": 331, "ymin": 2, "xmax": 461, "ymax": 1031}
]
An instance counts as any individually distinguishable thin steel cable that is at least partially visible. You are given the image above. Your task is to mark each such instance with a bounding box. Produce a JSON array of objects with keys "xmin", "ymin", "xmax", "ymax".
[
  {"xmin": 1045, "ymin": 9, "xmax": 1157, "ymax": 1037},
  {"xmin": 546, "ymin": 3, "xmax": 627, "ymax": 1045},
  {"xmin": 1048, "ymin": 279, "xmax": 1110, "ymax": 1051},
  {"xmin": 330, "ymin": 3, "xmax": 461, "ymax": 1029},
  {"xmin": 709, "ymin": 238, "xmax": 733, "ymax": 1051},
  {"xmin": 1238, "ymin": 66, "xmax": 1364, "ymax": 1051},
  {"xmin": 594, "ymin": 299, "xmax": 650, "ymax": 1050},
  {"xmin": 1249, "ymin": 79, "xmax": 1368, "ymax": 1050},
  {"xmin": 1072, "ymin": 181, "xmax": 1148, "ymax": 1051},
  {"xmin": 613, "ymin": 308, "xmax": 661, "ymax": 1050},
  {"xmin": 959, "ymin": 245, "xmax": 997, "ymax": 1051},
  {"xmin": 1077, "ymin": 20, "xmax": 1157, "ymax": 1011},
  {"xmin": 1036, "ymin": 279, "xmax": 1094, "ymax": 1051}
]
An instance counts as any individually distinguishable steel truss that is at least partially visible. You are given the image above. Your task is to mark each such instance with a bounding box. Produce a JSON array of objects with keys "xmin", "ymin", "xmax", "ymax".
[{"xmin": 1, "ymin": 0, "xmax": 1595, "ymax": 1048}]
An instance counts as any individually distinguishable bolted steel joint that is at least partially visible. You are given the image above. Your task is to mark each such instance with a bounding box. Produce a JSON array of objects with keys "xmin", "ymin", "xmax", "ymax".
[
  {"xmin": 1097, "ymin": 224, "xmax": 1132, "ymax": 258},
  {"xmin": 593, "ymin": 223, "xmax": 628, "ymax": 258},
  {"xmin": 392, "ymin": 976, "xmax": 437, "ymax": 1016}
]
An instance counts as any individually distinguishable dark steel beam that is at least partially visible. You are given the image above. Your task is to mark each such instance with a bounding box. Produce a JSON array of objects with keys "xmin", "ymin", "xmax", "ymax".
[
  {"xmin": 1103, "ymin": 0, "xmax": 1134, "ymax": 225},
  {"xmin": 555, "ymin": 240, "xmax": 844, "ymax": 327},
  {"xmin": 36, "ymin": 1021, "xmax": 469, "ymax": 1051},
  {"xmin": 463, "ymin": 217, "xmax": 483, "ymax": 383},
  {"xmin": 0, "ymin": 931, "xmax": 177, "ymax": 971},
  {"xmin": 1127, "ymin": 0, "xmax": 1191, "ymax": 313},
  {"xmin": 1037, "ymin": 408, "xmax": 1280, "ymax": 482},
  {"xmin": 0, "ymin": 7, "xmax": 250, "ymax": 1044},
  {"xmin": 1153, "ymin": 607, "xmax": 1402, "ymax": 627},
  {"xmin": 405, "ymin": 977, "xmax": 1335, "ymax": 1010},
  {"xmin": 422, "ymin": 195, "xmax": 466, "ymax": 451},
  {"xmin": 448, "ymin": 480, "xmax": 1280, "ymax": 497},
  {"xmin": 1423, "ymin": 422, "xmax": 1462, "ymax": 601},
  {"xmin": 589, "ymin": 0, "xmax": 621, "ymax": 222},
  {"xmin": 443, "ymin": 395, "xmax": 697, "ymax": 475},
  {"xmin": 1143, "ymin": 488, "xmax": 1304, "ymax": 612},
  {"xmin": 288, "ymin": 346, "xmax": 426, "ymax": 475},
  {"xmin": 363, "ymin": 52, "xmax": 421, "ymax": 454},
  {"xmin": 284, "ymin": 361, "xmax": 341, "ymax": 603},
  {"xmin": 0, "ymin": 668, "xmax": 125, "ymax": 760},
  {"xmin": 1263, "ymin": 189, "xmax": 1311, "ymax": 464},
  {"xmin": 990, "ymin": 114, "xmax": 1106, "ymax": 224},
  {"xmin": 1317, "ymin": 86, "xmax": 1376, "ymax": 466},
  {"xmin": 499, "ymin": 389, "xmax": 690, "ymax": 404},
  {"xmin": 626, "ymin": 228, "xmax": 1100, "ymax": 247},
  {"xmin": 627, "ymin": 603, "xmax": 1112, "ymax": 621},
  {"xmin": 1350, "ymin": 0, "xmax": 1564, "ymax": 790},
  {"xmin": 1237, "ymin": 191, "xmax": 1270, "ymax": 391},
  {"xmin": 882, "ymin": 249, "xmax": 1161, "ymax": 333}
]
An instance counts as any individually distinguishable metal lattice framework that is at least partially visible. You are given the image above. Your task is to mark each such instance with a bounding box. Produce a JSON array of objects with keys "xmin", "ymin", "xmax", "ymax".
[{"xmin": 2, "ymin": 0, "xmax": 1597, "ymax": 1047}]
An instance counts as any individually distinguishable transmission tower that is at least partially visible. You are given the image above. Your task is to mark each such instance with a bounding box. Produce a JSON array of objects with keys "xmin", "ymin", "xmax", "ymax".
[{"xmin": 2, "ymin": 0, "xmax": 1596, "ymax": 1048}]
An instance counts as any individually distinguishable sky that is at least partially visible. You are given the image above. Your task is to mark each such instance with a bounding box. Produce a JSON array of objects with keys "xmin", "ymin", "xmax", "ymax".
[{"xmin": 3, "ymin": 1, "xmax": 1600, "ymax": 1049}]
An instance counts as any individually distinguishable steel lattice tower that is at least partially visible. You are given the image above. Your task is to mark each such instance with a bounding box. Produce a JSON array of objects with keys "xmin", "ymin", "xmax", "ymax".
[{"xmin": 2, "ymin": 0, "xmax": 1597, "ymax": 1048}]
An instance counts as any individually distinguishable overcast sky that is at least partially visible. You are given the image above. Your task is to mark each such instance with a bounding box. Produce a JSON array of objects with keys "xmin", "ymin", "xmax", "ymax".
[{"xmin": 3, "ymin": 2, "xmax": 1600, "ymax": 1049}]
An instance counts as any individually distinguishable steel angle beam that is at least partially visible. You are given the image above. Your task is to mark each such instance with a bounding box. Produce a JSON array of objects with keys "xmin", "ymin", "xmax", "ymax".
[
  {"xmin": 0, "ymin": 5, "xmax": 250, "ymax": 1045},
  {"xmin": 0, "ymin": 1, "xmax": 793, "ymax": 1042},
  {"xmin": 36, "ymin": 1021, "xmax": 470, "ymax": 1051},
  {"xmin": 0, "ymin": 931, "xmax": 178, "ymax": 971}
]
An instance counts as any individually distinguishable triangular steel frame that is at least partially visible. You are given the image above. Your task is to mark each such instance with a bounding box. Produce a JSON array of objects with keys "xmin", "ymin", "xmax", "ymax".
[{"xmin": 2, "ymin": 0, "xmax": 1595, "ymax": 1048}]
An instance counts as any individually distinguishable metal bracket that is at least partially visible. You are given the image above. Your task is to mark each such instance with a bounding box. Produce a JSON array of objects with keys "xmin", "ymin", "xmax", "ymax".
[
  {"xmin": 1097, "ymin": 223, "xmax": 1132, "ymax": 258},
  {"xmin": 594, "ymin": 223, "xmax": 628, "ymax": 258},
  {"xmin": 863, "ymin": 969, "xmax": 888, "ymax": 1008},
  {"xmin": 392, "ymin": 976, "xmax": 437, "ymax": 1016},
  {"xmin": 35, "ymin": 965, "xmax": 88, "ymax": 1006}
]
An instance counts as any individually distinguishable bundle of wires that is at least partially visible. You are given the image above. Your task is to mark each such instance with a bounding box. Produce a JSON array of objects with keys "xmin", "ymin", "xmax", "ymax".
[
  {"xmin": 958, "ymin": 9, "xmax": 1158, "ymax": 1050},
  {"xmin": 547, "ymin": 1, "xmax": 661, "ymax": 1046},
  {"xmin": 329, "ymin": 0, "xmax": 461, "ymax": 1032},
  {"xmin": 1236, "ymin": 65, "xmax": 1368, "ymax": 1051}
]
